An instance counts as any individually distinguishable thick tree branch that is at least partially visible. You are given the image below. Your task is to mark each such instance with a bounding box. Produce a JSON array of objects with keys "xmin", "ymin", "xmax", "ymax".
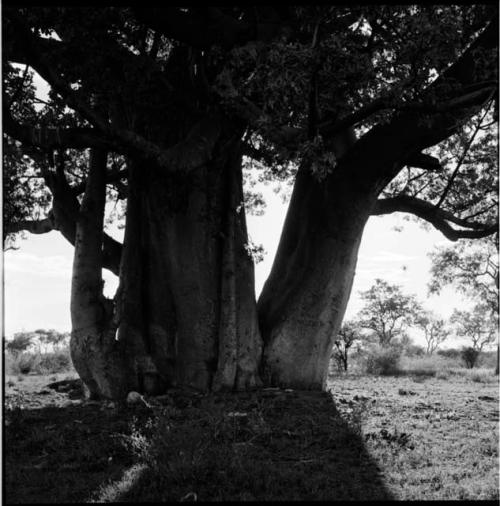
[
  {"xmin": 339, "ymin": 15, "xmax": 498, "ymax": 191},
  {"xmin": 5, "ymin": 13, "xmax": 221, "ymax": 174},
  {"xmin": 405, "ymin": 152, "xmax": 442, "ymax": 171},
  {"xmin": 372, "ymin": 195, "xmax": 498, "ymax": 241},
  {"xmin": 5, "ymin": 16, "xmax": 173, "ymax": 95},
  {"xmin": 41, "ymin": 165, "xmax": 122, "ymax": 275},
  {"xmin": 5, "ymin": 216, "xmax": 55, "ymax": 235},
  {"xmin": 3, "ymin": 106, "xmax": 113, "ymax": 150},
  {"xmin": 318, "ymin": 82, "xmax": 496, "ymax": 139}
]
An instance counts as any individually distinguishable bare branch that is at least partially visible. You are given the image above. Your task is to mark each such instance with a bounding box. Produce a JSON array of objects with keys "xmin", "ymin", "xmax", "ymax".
[
  {"xmin": 372, "ymin": 195, "xmax": 498, "ymax": 241},
  {"xmin": 3, "ymin": 105, "xmax": 113, "ymax": 150},
  {"xmin": 5, "ymin": 12, "xmax": 222, "ymax": 173},
  {"xmin": 462, "ymin": 202, "xmax": 498, "ymax": 222}
]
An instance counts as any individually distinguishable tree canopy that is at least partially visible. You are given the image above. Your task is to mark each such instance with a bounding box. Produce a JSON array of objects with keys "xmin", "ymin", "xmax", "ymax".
[{"xmin": 4, "ymin": 6, "xmax": 498, "ymax": 252}]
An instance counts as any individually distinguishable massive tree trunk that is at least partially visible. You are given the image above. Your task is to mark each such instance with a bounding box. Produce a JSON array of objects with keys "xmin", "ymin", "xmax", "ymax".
[
  {"xmin": 70, "ymin": 149, "xmax": 129, "ymax": 399},
  {"xmin": 107, "ymin": 125, "xmax": 262, "ymax": 396},
  {"xmin": 258, "ymin": 163, "xmax": 375, "ymax": 390}
]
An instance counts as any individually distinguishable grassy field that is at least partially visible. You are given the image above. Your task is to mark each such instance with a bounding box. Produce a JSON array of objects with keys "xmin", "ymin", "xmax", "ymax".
[{"xmin": 4, "ymin": 368, "xmax": 499, "ymax": 502}]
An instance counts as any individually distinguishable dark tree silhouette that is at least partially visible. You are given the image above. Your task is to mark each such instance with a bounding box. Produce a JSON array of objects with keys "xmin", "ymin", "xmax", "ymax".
[{"xmin": 3, "ymin": 6, "xmax": 498, "ymax": 398}]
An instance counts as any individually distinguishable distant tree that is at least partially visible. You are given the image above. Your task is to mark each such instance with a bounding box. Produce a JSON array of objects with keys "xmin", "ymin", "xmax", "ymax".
[
  {"xmin": 332, "ymin": 321, "xmax": 361, "ymax": 372},
  {"xmin": 34, "ymin": 329, "xmax": 69, "ymax": 352},
  {"xmin": 358, "ymin": 279, "xmax": 421, "ymax": 347},
  {"xmin": 51, "ymin": 331, "xmax": 70, "ymax": 350},
  {"xmin": 429, "ymin": 235, "xmax": 499, "ymax": 372},
  {"xmin": 414, "ymin": 311, "xmax": 450, "ymax": 355},
  {"xmin": 451, "ymin": 304, "xmax": 498, "ymax": 368},
  {"xmin": 5, "ymin": 332, "xmax": 35, "ymax": 355}
]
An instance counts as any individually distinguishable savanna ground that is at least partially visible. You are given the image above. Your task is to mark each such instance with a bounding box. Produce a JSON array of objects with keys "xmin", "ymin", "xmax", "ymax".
[{"xmin": 4, "ymin": 357, "xmax": 499, "ymax": 502}]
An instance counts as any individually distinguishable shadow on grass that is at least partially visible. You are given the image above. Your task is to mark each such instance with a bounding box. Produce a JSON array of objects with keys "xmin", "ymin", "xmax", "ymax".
[
  {"xmin": 4, "ymin": 402, "xmax": 154, "ymax": 504},
  {"xmin": 95, "ymin": 390, "xmax": 394, "ymax": 502},
  {"xmin": 5, "ymin": 389, "xmax": 393, "ymax": 502}
]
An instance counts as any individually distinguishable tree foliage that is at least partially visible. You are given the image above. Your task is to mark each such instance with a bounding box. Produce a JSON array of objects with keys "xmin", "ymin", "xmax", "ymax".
[
  {"xmin": 429, "ymin": 235, "xmax": 499, "ymax": 314},
  {"xmin": 3, "ymin": 6, "xmax": 498, "ymax": 251}
]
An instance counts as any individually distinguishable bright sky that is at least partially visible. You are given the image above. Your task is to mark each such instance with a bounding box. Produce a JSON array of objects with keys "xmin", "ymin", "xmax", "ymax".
[{"xmin": 3, "ymin": 183, "xmax": 472, "ymax": 349}]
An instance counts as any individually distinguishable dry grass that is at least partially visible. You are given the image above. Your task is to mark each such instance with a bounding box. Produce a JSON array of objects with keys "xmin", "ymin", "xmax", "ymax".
[
  {"xmin": 328, "ymin": 373, "xmax": 499, "ymax": 500},
  {"xmin": 4, "ymin": 370, "xmax": 499, "ymax": 502},
  {"xmin": 397, "ymin": 354, "xmax": 455, "ymax": 377},
  {"xmin": 458, "ymin": 368, "xmax": 498, "ymax": 383},
  {"xmin": 5, "ymin": 349, "xmax": 73, "ymax": 376}
]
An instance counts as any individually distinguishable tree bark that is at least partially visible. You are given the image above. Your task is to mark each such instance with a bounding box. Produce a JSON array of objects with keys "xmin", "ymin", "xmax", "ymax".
[
  {"xmin": 258, "ymin": 163, "xmax": 374, "ymax": 389},
  {"xmin": 112, "ymin": 127, "xmax": 262, "ymax": 396}
]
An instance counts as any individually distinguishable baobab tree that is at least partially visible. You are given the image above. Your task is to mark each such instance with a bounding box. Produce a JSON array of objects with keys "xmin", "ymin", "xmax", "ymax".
[{"xmin": 3, "ymin": 6, "xmax": 498, "ymax": 398}]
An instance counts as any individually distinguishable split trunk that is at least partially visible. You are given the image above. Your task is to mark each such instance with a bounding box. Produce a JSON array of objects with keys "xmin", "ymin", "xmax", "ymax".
[{"xmin": 70, "ymin": 127, "xmax": 375, "ymax": 399}]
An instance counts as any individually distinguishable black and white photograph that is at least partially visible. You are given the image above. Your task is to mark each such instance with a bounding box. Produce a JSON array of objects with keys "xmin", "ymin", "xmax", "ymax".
[{"xmin": 3, "ymin": 4, "xmax": 499, "ymax": 502}]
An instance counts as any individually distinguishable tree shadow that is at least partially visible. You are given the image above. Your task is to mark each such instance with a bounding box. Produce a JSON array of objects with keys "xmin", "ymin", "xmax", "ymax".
[
  {"xmin": 96, "ymin": 390, "xmax": 395, "ymax": 502},
  {"xmin": 4, "ymin": 389, "xmax": 393, "ymax": 502},
  {"xmin": 3, "ymin": 400, "xmax": 153, "ymax": 504}
]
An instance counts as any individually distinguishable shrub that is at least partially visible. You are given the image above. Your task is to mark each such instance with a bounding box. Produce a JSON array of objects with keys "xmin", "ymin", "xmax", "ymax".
[
  {"xmin": 461, "ymin": 347, "xmax": 480, "ymax": 369},
  {"xmin": 365, "ymin": 347, "xmax": 401, "ymax": 375},
  {"xmin": 5, "ymin": 348, "xmax": 73, "ymax": 376},
  {"xmin": 9, "ymin": 352, "xmax": 41, "ymax": 375},
  {"xmin": 479, "ymin": 350, "xmax": 498, "ymax": 369},
  {"xmin": 437, "ymin": 348, "xmax": 461, "ymax": 360},
  {"xmin": 37, "ymin": 350, "xmax": 72, "ymax": 374}
]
